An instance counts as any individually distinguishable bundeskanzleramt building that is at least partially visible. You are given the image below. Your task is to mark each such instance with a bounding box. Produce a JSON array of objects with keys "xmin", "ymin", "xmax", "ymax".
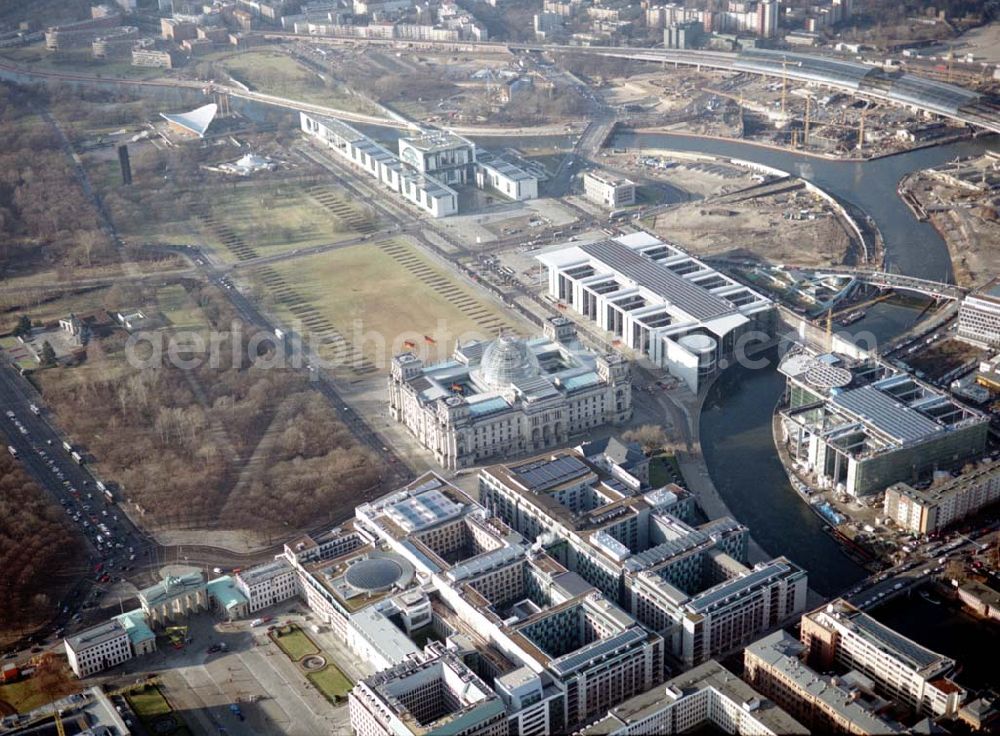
[
  {"xmin": 800, "ymin": 599, "xmax": 965, "ymax": 718},
  {"xmin": 957, "ymin": 279, "xmax": 1000, "ymax": 348},
  {"xmin": 537, "ymin": 233, "xmax": 774, "ymax": 393},
  {"xmin": 300, "ymin": 113, "xmax": 537, "ymax": 217},
  {"xmin": 578, "ymin": 659, "xmax": 808, "ymax": 736},
  {"xmin": 779, "ymin": 350, "xmax": 989, "ymax": 497},
  {"xmin": 388, "ymin": 317, "xmax": 632, "ymax": 470},
  {"xmin": 883, "ymin": 459, "xmax": 1000, "ymax": 534}
]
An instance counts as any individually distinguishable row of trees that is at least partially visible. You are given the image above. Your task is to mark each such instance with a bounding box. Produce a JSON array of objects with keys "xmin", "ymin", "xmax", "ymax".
[{"xmin": 0, "ymin": 454, "xmax": 83, "ymax": 644}]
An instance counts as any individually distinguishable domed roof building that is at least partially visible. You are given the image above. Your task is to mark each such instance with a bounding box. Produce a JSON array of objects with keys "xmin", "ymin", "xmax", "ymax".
[
  {"xmin": 389, "ymin": 316, "xmax": 632, "ymax": 470},
  {"xmin": 477, "ymin": 334, "xmax": 542, "ymax": 391}
]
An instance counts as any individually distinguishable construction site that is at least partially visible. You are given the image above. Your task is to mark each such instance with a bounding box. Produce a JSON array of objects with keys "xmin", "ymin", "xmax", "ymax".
[{"xmin": 899, "ymin": 151, "xmax": 1000, "ymax": 288}]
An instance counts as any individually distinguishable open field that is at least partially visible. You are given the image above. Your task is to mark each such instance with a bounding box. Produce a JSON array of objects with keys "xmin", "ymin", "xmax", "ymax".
[
  {"xmin": 307, "ymin": 664, "xmax": 353, "ymax": 703},
  {"xmin": 256, "ymin": 238, "xmax": 516, "ymax": 374},
  {"xmin": 209, "ymin": 50, "xmax": 376, "ymax": 115},
  {"xmin": 86, "ymin": 148, "xmax": 376, "ymax": 263},
  {"xmin": 272, "ymin": 626, "xmax": 319, "ymax": 661}
]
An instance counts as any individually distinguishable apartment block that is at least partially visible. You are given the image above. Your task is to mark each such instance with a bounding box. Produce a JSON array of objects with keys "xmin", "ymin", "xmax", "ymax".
[
  {"xmin": 744, "ymin": 630, "xmax": 906, "ymax": 734},
  {"xmin": 800, "ymin": 600, "xmax": 965, "ymax": 717},
  {"xmin": 883, "ymin": 460, "xmax": 1000, "ymax": 535}
]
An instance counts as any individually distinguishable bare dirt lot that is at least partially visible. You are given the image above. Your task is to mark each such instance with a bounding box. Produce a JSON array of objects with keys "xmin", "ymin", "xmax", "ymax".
[
  {"xmin": 907, "ymin": 171, "xmax": 1000, "ymax": 289},
  {"xmin": 651, "ymin": 180, "xmax": 855, "ymax": 267}
]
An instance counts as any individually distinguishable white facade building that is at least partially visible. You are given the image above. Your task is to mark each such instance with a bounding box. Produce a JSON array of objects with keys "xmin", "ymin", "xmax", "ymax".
[
  {"xmin": 579, "ymin": 659, "xmax": 808, "ymax": 735},
  {"xmin": 476, "ymin": 151, "xmax": 539, "ymax": 201},
  {"xmin": 65, "ymin": 621, "xmax": 133, "ymax": 678},
  {"xmin": 350, "ymin": 644, "xmax": 509, "ymax": 736},
  {"xmin": 801, "ymin": 600, "xmax": 965, "ymax": 717},
  {"xmin": 398, "ymin": 131, "xmax": 476, "ymax": 186},
  {"xmin": 957, "ymin": 279, "xmax": 1000, "ymax": 348},
  {"xmin": 300, "ymin": 112, "xmax": 459, "ymax": 218},
  {"xmin": 583, "ymin": 171, "xmax": 636, "ymax": 209},
  {"xmin": 537, "ymin": 233, "xmax": 774, "ymax": 393},
  {"xmin": 236, "ymin": 558, "xmax": 300, "ymax": 612},
  {"xmin": 388, "ymin": 317, "xmax": 632, "ymax": 470}
]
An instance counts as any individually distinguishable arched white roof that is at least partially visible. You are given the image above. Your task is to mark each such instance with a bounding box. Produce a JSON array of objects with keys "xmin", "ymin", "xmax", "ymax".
[{"xmin": 160, "ymin": 103, "xmax": 217, "ymax": 137}]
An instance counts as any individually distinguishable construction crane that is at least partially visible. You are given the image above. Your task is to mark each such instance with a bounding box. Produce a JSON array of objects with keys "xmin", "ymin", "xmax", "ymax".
[
  {"xmin": 54, "ymin": 710, "xmax": 65, "ymax": 736},
  {"xmin": 804, "ymin": 94, "xmax": 811, "ymax": 147},
  {"xmin": 781, "ymin": 55, "xmax": 788, "ymax": 114}
]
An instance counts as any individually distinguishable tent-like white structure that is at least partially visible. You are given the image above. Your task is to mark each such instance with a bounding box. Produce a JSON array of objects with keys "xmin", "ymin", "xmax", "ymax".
[{"xmin": 160, "ymin": 102, "xmax": 217, "ymax": 138}]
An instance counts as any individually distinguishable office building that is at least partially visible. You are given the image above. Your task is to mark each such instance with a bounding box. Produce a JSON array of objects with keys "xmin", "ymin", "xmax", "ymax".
[
  {"xmin": 883, "ymin": 459, "xmax": 1000, "ymax": 534},
  {"xmin": 537, "ymin": 233, "xmax": 774, "ymax": 393},
  {"xmin": 44, "ymin": 14, "xmax": 122, "ymax": 50},
  {"xmin": 779, "ymin": 349, "xmax": 989, "ymax": 497},
  {"xmin": 475, "ymin": 151, "xmax": 539, "ymax": 201},
  {"xmin": 65, "ymin": 621, "xmax": 133, "ymax": 678},
  {"xmin": 281, "ymin": 470, "xmax": 665, "ymax": 733},
  {"xmin": 744, "ymin": 630, "xmax": 905, "ymax": 734},
  {"xmin": 664, "ymin": 20, "xmax": 703, "ymax": 49},
  {"xmin": 236, "ymin": 558, "xmax": 300, "ymax": 612},
  {"xmin": 578, "ymin": 659, "xmax": 808, "ymax": 735},
  {"xmin": 800, "ymin": 600, "xmax": 965, "ymax": 717},
  {"xmin": 349, "ymin": 643, "xmax": 509, "ymax": 736},
  {"xmin": 388, "ymin": 317, "xmax": 632, "ymax": 470},
  {"xmin": 957, "ymin": 279, "xmax": 1000, "ymax": 348},
  {"xmin": 480, "ymin": 449, "xmax": 807, "ymax": 667},
  {"xmin": 91, "ymin": 26, "xmax": 139, "ymax": 58},
  {"xmin": 583, "ymin": 171, "xmax": 636, "ymax": 209}
]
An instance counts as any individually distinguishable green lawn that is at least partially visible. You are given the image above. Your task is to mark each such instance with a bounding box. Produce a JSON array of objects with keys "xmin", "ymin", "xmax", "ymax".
[
  {"xmin": 649, "ymin": 453, "xmax": 685, "ymax": 488},
  {"xmin": 213, "ymin": 50, "xmax": 375, "ymax": 113},
  {"xmin": 307, "ymin": 663, "xmax": 353, "ymax": 703},
  {"xmin": 272, "ymin": 626, "xmax": 319, "ymax": 661},
  {"xmin": 126, "ymin": 685, "xmax": 192, "ymax": 736}
]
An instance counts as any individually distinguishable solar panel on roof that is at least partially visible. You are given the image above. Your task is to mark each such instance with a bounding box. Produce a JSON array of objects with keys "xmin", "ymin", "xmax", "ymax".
[
  {"xmin": 831, "ymin": 385, "xmax": 941, "ymax": 444},
  {"xmin": 688, "ymin": 562, "xmax": 790, "ymax": 613},
  {"xmin": 512, "ymin": 455, "xmax": 590, "ymax": 492},
  {"xmin": 581, "ymin": 240, "xmax": 734, "ymax": 321},
  {"xmin": 852, "ymin": 614, "xmax": 943, "ymax": 671},
  {"xmin": 549, "ymin": 628, "xmax": 646, "ymax": 675}
]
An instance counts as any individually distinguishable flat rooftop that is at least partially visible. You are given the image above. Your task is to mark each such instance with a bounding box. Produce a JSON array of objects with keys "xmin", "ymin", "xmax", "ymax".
[
  {"xmin": 584, "ymin": 659, "xmax": 807, "ymax": 735},
  {"xmin": 746, "ymin": 631, "xmax": 904, "ymax": 734},
  {"xmin": 66, "ymin": 620, "xmax": 127, "ymax": 652},
  {"xmin": 576, "ymin": 238, "xmax": 739, "ymax": 322}
]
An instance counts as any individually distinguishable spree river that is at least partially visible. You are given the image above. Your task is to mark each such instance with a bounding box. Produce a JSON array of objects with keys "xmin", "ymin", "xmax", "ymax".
[{"xmin": 610, "ymin": 132, "xmax": 998, "ymax": 597}]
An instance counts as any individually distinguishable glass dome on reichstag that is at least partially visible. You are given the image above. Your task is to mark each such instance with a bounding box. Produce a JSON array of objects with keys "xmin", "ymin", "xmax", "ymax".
[{"xmin": 479, "ymin": 334, "xmax": 540, "ymax": 390}]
